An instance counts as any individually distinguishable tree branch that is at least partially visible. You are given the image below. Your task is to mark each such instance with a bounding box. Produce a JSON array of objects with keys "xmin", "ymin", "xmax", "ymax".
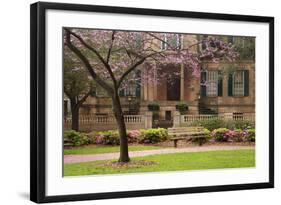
[
  {"xmin": 77, "ymin": 88, "xmax": 92, "ymax": 108},
  {"xmin": 106, "ymin": 31, "xmax": 115, "ymax": 63},
  {"xmin": 65, "ymin": 30, "xmax": 114, "ymax": 95},
  {"xmin": 117, "ymin": 51, "xmax": 163, "ymax": 88},
  {"xmin": 64, "ymin": 28, "xmax": 117, "ymax": 87}
]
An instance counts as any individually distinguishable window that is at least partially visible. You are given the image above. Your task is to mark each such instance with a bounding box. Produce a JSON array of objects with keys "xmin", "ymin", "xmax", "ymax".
[
  {"xmin": 161, "ymin": 34, "xmax": 182, "ymax": 50},
  {"xmin": 233, "ymin": 71, "xmax": 244, "ymax": 96},
  {"xmin": 233, "ymin": 112, "xmax": 244, "ymax": 120},
  {"xmin": 124, "ymin": 84, "xmax": 137, "ymax": 96},
  {"xmin": 201, "ymin": 70, "xmax": 223, "ymax": 97},
  {"xmin": 228, "ymin": 70, "xmax": 249, "ymax": 97},
  {"xmin": 206, "ymin": 71, "xmax": 218, "ymax": 96}
]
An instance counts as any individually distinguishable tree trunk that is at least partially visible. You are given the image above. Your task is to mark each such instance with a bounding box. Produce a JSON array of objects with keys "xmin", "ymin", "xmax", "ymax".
[
  {"xmin": 111, "ymin": 94, "xmax": 130, "ymax": 162},
  {"xmin": 70, "ymin": 100, "xmax": 79, "ymax": 131}
]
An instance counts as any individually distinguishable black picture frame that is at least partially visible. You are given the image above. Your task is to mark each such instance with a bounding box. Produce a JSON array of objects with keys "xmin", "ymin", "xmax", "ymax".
[{"xmin": 30, "ymin": 1, "xmax": 274, "ymax": 203}]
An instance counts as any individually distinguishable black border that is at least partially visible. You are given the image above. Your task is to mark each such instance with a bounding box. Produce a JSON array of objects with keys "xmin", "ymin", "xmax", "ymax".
[{"xmin": 30, "ymin": 2, "xmax": 274, "ymax": 203}]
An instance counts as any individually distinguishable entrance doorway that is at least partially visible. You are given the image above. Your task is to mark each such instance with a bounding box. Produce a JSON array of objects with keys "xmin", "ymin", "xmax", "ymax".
[{"xmin": 167, "ymin": 75, "xmax": 180, "ymax": 100}]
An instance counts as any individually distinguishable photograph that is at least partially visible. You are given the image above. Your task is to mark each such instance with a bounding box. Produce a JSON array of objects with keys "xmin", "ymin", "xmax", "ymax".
[
  {"xmin": 30, "ymin": 2, "xmax": 274, "ymax": 202},
  {"xmin": 63, "ymin": 28, "xmax": 256, "ymax": 177}
]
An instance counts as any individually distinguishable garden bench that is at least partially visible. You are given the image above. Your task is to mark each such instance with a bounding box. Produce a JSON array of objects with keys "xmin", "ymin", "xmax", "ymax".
[{"xmin": 168, "ymin": 126, "xmax": 207, "ymax": 147}]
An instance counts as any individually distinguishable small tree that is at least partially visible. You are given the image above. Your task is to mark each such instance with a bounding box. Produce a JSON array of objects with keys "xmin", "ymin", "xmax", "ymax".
[
  {"xmin": 64, "ymin": 29, "xmax": 238, "ymax": 162},
  {"xmin": 64, "ymin": 49, "xmax": 93, "ymax": 131}
]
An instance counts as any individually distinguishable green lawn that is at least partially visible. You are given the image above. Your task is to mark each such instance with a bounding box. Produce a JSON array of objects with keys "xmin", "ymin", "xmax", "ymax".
[
  {"xmin": 64, "ymin": 149, "xmax": 255, "ymax": 176},
  {"xmin": 64, "ymin": 145, "xmax": 161, "ymax": 155}
]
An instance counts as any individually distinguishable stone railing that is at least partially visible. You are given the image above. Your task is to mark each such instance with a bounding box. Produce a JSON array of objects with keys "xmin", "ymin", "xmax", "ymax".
[
  {"xmin": 64, "ymin": 113, "xmax": 152, "ymax": 132},
  {"xmin": 173, "ymin": 112, "xmax": 255, "ymax": 127}
]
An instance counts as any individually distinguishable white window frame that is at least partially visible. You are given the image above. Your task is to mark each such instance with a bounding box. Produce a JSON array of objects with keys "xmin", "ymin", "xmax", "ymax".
[
  {"xmin": 161, "ymin": 34, "xmax": 182, "ymax": 50},
  {"xmin": 233, "ymin": 70, "xmax": 245, "ymax": 96},
  {"xmin": 206, "ymin": 71, "xmax": 218, "ymax": 97},
  {"xmin": 124, "ymin": 83, "xmax": 136, "ymax": 96}
]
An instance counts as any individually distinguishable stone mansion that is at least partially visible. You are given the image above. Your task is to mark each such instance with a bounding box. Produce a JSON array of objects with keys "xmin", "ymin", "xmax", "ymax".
[{"xmin": 64, "ymin": 34, "xmax": 255, "ymax": 125}]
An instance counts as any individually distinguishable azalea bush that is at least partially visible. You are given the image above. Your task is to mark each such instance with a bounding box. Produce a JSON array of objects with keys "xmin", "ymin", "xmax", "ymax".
[
  {"xmin": 127, "ymin": 130, "xmax": 141, "ymax": 143},
  {"xmin": 211, "ymin": 128, "xmax": 230, "ymax": 142},
  {"xmin": 139, "ymin": 128, "xmax": 168, "ymax": 144},
  {"xmin": 211, "ymin": 128, "xmax": 255, "ymax": 142},
  {"xmin": 91, "ymin": 129, "xmax": 143, "ymax": 145},
  {"xmin": 225, "ymin": 129, "xmax": 247, "ymax": 142},
  {"xmin": 93, "ymin": 130, "xmax": 120, "ymax": 145},
  {"xmin": 64, "ymin": 130, "xmax": 89, "ymax": 146},
  {"xmin": 245, "ymin": 129, "xmax": 255, "ymax": 142}
]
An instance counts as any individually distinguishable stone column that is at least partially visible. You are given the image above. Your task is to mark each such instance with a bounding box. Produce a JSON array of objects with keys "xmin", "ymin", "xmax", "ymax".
[
  {"xmin": 67, "ymin": 99, "xmax": 71, "ymax": 117},
  {"xmin": 144, "ymin": 111, "xmax": 153, "ymax": 128},
  {"xmin": 180, "ymin": 63, "xmax": 185, "ymax": 101},
  {"xmin": 143, "ymin": 69, "xmax": 148, "ymax": 101},
  {"xmin": 153, "ymin": 64, "xmax": 157, "ymax": 100},
  {"xmin": 173, "ymin": 111, "xmax": 181, "ymax": 127}
]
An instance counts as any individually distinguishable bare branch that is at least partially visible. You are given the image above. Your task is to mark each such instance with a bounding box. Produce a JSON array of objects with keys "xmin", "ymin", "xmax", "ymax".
[
  {"xmin": 64, "ymin": 28, "xmax": 117, "ymax": 87},
  {"xmin": 117, "ymin": 51, "xmax": 164, "ymax": 88},
  {"xmin": 106, "ymin": 31, "xmax": 116, "ymax": 63},
  {"xmin": 77, "ymin": 88, "xmax": 92, "ymax": 108},
  {"xmin": 64, "ymin": 30, "xmax": 114, "ymax": 95}
]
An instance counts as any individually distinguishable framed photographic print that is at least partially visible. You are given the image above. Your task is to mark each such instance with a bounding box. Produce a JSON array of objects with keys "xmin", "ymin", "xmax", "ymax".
[{"xmin": 30, "ymin": 1, "xmax": 274, "ymax": 203}]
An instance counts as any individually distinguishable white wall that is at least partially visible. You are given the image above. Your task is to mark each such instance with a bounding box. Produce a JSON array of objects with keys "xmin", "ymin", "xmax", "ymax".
[{"xmin": 0, "ymin": 0, "xmax": 279, "ymax": 204}]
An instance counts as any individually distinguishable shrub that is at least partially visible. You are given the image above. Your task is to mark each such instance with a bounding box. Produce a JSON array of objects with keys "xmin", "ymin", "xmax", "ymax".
[
  {"xmin": 152, "ymin": 112, "xmax": 160, "ymax": 121},
  {"xmin": 191, "ymin": 119, "xmax": 255, "ymax": 131},
  {"xmin": 147, "ymin": 103, "xmax": 160, "ymax": 111},
  {"xmin": 211, "ymin": 128, "xmax": 230, "ymax": 142},
  {"xmin": 93, "ymin": 130, "xmax": 120, "ymax": 145},
  {"xmin": 191, "ymin": 119, "xmax": 225, "ymax": 131},
  {"xmin": 176, "ymin": 102, "xmax": 188, "ymax": 114},
  {"xmin": 139, "ymin": 128, "xmax": 168, "ymax": 144},
  {"xmin": 64, "ymin": 130, "xmax": 89, "ymax": 146},
  {"xmin": 233, "ymin": 120, "xmax": 255, "ymax": 129},
  {"xmin": 191, "ymin": 128, "xmax": 211, "ymax": 145},
  {"xmin": 91, "ymin": 129, "xmax": 142, "ymax": 145},
  {"xmin": 225, "ymin": 129, "xmax": 247, "ymax": 142},
  {"xmin": 127, "ymin": 130, "xmax": 141, "ymax": 143},
  {"xmin": 245, "ymin": 128, "xmax": 255, "ymax": 142}
]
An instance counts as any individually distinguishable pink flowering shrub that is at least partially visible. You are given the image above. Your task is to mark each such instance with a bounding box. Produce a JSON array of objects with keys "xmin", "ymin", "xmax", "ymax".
[
  {"xmin": 225, "ymin": 129, "xmax": 247, "ymax": 142},
  {"xmin": 91, "ymin": 130, "xmax": 142, "ymax": 145},
  {"xmin": 94, "ymin": 135, "xmax": 105, "ymax": 144},
  {"xmin": 211, "ymin": 128, "xmax": 230, "ymax": 142},
  {"xmin": 127, "ymin": 130, "xmax": 141, "ymax": 143},
  {"xmin": 211, "ymin": 128, "xmax": 255, "ymax": 142},
  {"xmin": 92, "ymin": 130, "xmax": 120, "ymax": 145}
]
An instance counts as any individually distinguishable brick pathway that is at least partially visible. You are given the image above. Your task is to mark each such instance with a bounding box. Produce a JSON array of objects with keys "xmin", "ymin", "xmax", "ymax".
[{"xmin": 64, "ymin": 145, "xmax": 254, "ymax": 164}]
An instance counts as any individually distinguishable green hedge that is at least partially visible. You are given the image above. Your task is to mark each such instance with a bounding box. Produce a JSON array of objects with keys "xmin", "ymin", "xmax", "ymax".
[
  {"xmin": 139, "ymin": 128, "xmax": 168, "ymax": 144},
  {"xmin": 64, "ymin": 130, "xmax": 89, "ymax": 146},
  {"xmin": 191, "ymin": 119, "xmax": 255, "ymax": 131}
]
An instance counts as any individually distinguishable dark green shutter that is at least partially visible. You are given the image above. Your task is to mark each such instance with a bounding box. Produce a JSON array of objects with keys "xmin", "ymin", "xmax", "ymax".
[
  {"xmin": 135, "ymin": 70, "xmax": 141, "ymax": 97},
  {"xmin": 218, "ymin": 71, "xmax": 223, "ymax": 96},
  {"xmin": 243, "ymin": 70, "xmax": 249, "ymax": 96},
  {"xmin": 200, "ymin": 71, "xmax": 207, "ymax": 97},
  {"xmin": 228, "ymin": 73, "xmax": 233, "ymax": 96}
]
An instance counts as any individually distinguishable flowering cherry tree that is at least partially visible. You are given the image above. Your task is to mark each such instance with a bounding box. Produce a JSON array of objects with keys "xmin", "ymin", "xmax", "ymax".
[{"xmin": 64, "ymin": 28, "xmax": 238, "ymax": 162}]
